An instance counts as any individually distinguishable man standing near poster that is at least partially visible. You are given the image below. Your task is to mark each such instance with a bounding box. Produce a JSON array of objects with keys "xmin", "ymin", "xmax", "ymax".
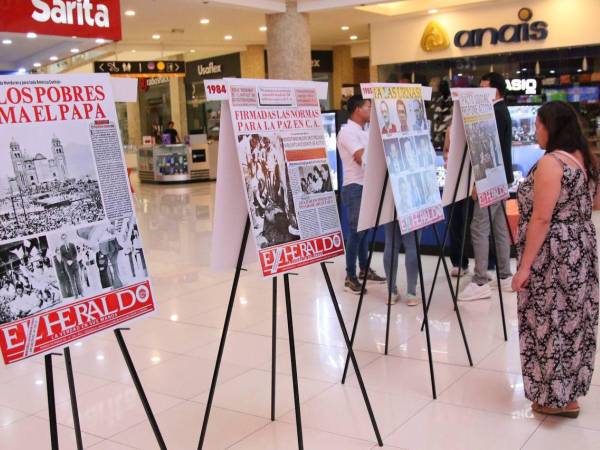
[
  {"xmin": 338, "ymin": 95, "xmax": 386, "ymax": 293},
  {"xmin": 60, "ymin": 233, "xmax": 83, "ymax": 299},
  {"xmin": 459, "ymin": 73, "xmax": 514, "ymax": 301},
  {"xmin": 99, "ymin": 225, "xmax": 124, "ymax": 289}
]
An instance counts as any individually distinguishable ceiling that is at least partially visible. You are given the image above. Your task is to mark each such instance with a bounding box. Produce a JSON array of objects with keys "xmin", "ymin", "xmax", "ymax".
[{"xmin": 0, "ymin": 0, "xmax": 502, "ymax": 72}]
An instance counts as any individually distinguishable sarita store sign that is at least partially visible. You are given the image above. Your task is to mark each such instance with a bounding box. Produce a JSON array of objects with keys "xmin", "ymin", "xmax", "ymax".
[{"xmin": 454, "ymin": 8, "xmax": 548, "ymax": 48}]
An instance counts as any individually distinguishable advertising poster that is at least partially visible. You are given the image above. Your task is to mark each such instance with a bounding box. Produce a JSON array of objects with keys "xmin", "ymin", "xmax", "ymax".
[
  {"xmin": 456, "ymin": 89, "xmax": 509, "ymax": 207},
  {"xmin": 372, "ymin": 85, "xmax": 444, "ymax": 234},
  {"xmin": 227, "ymin": 79, "xmax": 344, "ymax": 277},
  {"xmin": 0, "ymin": 74, "xmax": 156, "ymax": 364}
]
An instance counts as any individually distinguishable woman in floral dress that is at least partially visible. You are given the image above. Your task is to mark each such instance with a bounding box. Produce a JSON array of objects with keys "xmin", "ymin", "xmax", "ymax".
[{"xmin": 513, "ymin": 101, "xmax": 600, "ymax": 418}]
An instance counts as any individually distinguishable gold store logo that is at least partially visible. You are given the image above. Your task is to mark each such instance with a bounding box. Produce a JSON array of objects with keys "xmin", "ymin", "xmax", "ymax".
[{"xmin": 420, "ymin": 21, "xmax": 450, "ymax": 52}]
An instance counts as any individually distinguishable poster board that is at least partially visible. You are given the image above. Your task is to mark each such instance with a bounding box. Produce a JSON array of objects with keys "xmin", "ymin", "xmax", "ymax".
[
  {"xmin": 450, "ymin": 88, "xmax": 509, "ymax": 208},
  {"xmin": 0, "ymin": 74, "xmax": 156, "ymax": 364},
  {"xmin": 208, "ymin": 78, "xmax": 344, "ymax": 278},
  {"xmin": 358, "ymin": 83, "xmax": 443, "ymax": 234}
]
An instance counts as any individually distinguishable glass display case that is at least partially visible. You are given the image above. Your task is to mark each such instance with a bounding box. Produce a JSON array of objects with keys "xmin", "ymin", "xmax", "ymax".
[{"xmin": 138, "ymin": 143, "xmax": 210, "ymax": 183}]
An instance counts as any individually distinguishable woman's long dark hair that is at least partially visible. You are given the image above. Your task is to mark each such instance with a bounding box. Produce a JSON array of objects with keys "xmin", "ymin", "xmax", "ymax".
[{"xmin": 537, "ymin": 101, "xmax": 598, "ymax": 182}]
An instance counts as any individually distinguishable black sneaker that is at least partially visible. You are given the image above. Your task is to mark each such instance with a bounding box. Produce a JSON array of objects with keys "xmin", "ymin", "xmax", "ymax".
[
  {"xmin": 359, "ymin": 268, "xmax": 386, "ymax": 284},
  {"xmin": 345, "ymin": 276, "xmax": 366, "ymax": 295}
]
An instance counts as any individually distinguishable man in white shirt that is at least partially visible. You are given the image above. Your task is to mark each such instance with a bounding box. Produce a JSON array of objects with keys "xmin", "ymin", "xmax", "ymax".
[{"xmin": 338, "ymin": 95, "xmax": 386, "ymax": 293}]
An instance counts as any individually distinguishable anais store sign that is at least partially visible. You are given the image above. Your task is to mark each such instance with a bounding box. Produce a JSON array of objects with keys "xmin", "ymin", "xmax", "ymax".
[{"xmin": 0, "ymin": 0, "xmax": 122, "ymax": 41}]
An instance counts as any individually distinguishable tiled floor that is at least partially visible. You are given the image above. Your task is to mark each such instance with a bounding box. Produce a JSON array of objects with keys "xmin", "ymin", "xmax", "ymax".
[{"xmin": 1, "ymin": 177, "xmax": 599, "ymax": 449}]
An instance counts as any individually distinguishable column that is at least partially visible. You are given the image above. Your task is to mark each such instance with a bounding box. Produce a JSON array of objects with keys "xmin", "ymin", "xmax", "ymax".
[
  {"xmin": 266, "ymin": 1, "xmax": 311, "ymax": 80},
  {"xmin": 169, "ymin": 76, "xmax": 188, "ymax": 137},
  {"xmin": 241, "ymin": 45, "xmax": 266, "ymax": 79},
  {"xmin": 126, "ymin": 102, "xmax": 142, "ymax": 146},
  {"xmin": 332, "ymin": 45, "xmax": 354, "ymax": 109}
]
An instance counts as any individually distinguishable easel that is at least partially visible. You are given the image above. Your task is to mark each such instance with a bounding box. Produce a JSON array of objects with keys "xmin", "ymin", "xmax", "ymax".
[
  {"xmin": 421, "ymin": 149, "xmax": 510, "ymax": 342},
  {"xmin": 43, "ymin": 328, "xmax": 167, "ymax": 450},
  {"xmin": 197, "ymin": 217, "xmax": 384, "ymax": 449},
  {"xmin": 339, "ymin": 169, "xmax": 473, "ymax": 399}
]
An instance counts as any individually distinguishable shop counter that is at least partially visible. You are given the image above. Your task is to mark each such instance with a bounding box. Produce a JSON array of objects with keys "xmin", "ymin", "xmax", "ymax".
[{"xmin": 137, "ymin": 143, "xmax": 210, "ymax": 184}]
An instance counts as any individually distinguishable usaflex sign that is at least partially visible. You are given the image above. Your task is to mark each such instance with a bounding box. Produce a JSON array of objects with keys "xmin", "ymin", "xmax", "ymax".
[
  {"xmin": 454, "ymin": 8, "xmax": 547, "ymax": 49},
  {"xmin": 0, "ymin": 0, "xmax": 122, "ymax": 41}
]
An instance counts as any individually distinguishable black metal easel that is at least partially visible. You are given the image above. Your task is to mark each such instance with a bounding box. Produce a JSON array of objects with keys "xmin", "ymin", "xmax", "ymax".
[
  {"xmin": 43, "ymin": 331, "xmax": 168, "ymax": 449},
  {"xmin": 197, "ymin": 217, "xmax": 384, "ymax": 449},
  {"xmin": 340, "ymin": 169, "xmax": 473, "ymax": 398}
]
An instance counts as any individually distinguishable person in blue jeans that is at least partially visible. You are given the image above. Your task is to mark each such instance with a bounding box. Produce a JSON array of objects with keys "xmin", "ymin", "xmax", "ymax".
[
  {"xmin": 384, "ymin": 222, "xmax": 419, "ymax": 306},
  {"xmin": 338, "ymin": 95, "xmax": 386, "ymax": 293}
]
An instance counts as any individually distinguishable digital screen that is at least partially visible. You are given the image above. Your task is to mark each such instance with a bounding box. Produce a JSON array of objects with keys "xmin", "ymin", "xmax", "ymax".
[
  {"xmin": 567, "ymin": 86, "xmax": 600, "ymax": 103},
  {"xmin": 322, "ymin": 112, "xmax": 338, "ymax": 191},
  {"xmin": 544, "ymin": 88, "xmax": 568, "ymax": 102},
  {"xmin": 192, "ymin": 149, "xmax": 206, "ymax": 163},
  {"xmin": 508, "ymin": 105, "xmax": 545, "ymax": 191}
]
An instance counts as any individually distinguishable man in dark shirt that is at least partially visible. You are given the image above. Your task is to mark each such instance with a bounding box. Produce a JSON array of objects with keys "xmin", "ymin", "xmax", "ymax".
[
  {"xmin": 164, "ymin": 121, "xmax": 181, "ymax": 144},
  {"xmin": 458, "ymin": 72, "xmax": 514, "ymax": 301}
]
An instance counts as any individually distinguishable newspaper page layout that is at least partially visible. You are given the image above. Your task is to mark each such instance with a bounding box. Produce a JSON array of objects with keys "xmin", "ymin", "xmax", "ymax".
[
  {"xmin": 0, "ymin": 74, "xmax": 156, "ymax": 364},
  {"xmin": 372, "ymin": 85, "xmax": 444, "ymax": 234},
  {"xmin": 456, "ymin": 90, "xmax": 509, "ymax": 207},
  {"xmin": 227, "ymin": 79, "xmax": 344, "ymax": 277}
]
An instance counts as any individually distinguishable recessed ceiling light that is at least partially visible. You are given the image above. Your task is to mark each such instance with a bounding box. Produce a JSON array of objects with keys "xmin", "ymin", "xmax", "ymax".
[
  {"xmin": 200, "ymin": 18, "xmax": 210, "ymax": 25},
  {"xmin": 131, "ymin": 49, "xmax": 136, "ymax": 53},
  {"xmin": 33, "ymin": 62, "xmax": 41, "ymax": 68},
  {"xmin": 341, "ymin": 25, "xmax": 350, "ymax": 31},
  {"xmin": 95, "ymin": 38, "xmax": 105, "ymax": 44},
  {"xmin": 17, "ymin": 68, "xmax": 26, "ymax": 74},
  {"xmin": 259, "ymin": 26, "xmax": 267, "ymax": 32},
  {"xmin": 2, "ymin": 39, "xmax": 12, "ymax": 45},
  {"xmin": 50, "ymin": 56, "xmax": 58, "ymax": 61},
  {"xmin": 26, "ymin": 32, "xmax": 37, "ymax": 39},
  {"xmin": 70, "ymin": 48, "xmax": 79, "ymax": 53},
  {"xmin": 516, "ymin": 70, "xmax": 521, "ymax": 74},
  {"xmin": 522, "ymin": 68, "xmax": 527, "ymax": 72},
  {"xmin": 349, "ymin": 35, "xmax": 358, "ymax": 40},
  {"xmin": 190, "ymin": 49, "xmax": 196, "ymax": 53},
  {"xmin": 224, "ymin": 35, "xmax": 233, "ymax": 40},
  {"xmin": 152, "ymin": 34, "xmax": 160, "ymax": 40},
  {"xmin": 549, "ymin": 69, "xmax": 556, "ymax": 74},
  {"xmin": 428, "ymin": 8, "xmax": 439, "ymax": 14},
  {"xmin": 458, "ymin": 73, "xmax": 463, "ymax": 76},
  {"xmin": 125, "ymin": 10, "xmax": 136, "ymax": 16},
  {"xmin": 578, "ymin": 68, "xmax": 583, "ymax": 73}
]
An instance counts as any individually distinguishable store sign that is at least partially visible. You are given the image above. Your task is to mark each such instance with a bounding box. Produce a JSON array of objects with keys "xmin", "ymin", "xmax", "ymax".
[
  {"xmin": 421, "ymin": 21, "xmax": 451, "ymax": 52},
  {"xmin": 94, "ymin": 61, "xmax": 185, "ymax": 77},
  {"xmin": 197, "ymin": 62, "xmax": 222, "ymax": 76},
  {"xmin": 311, "ymin": 51, "xmax": 334, "ymax": 73},
  {"xmin": 186, "ymin": 53, "xmax": 242, "ymax": 82},
  {"xmin": 454, "ymin": 9, "xmax": 548, "ymax": 48},
  {"xmin": 506, "ymin": 78, "xmax": 539, "ymax": 95},
  {"xmin": 0, "ymin": 0, "xmax": 122, "ymax": 41}
]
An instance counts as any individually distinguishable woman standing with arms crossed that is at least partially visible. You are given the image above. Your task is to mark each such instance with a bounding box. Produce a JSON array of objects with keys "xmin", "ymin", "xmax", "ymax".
[{"xmin": 513, "ymin": 101, "xmax": 600, "ymax": 417}]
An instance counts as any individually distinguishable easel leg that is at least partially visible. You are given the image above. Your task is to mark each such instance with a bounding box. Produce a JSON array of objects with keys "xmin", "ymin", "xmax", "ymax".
[
  {"xmin": 115, "ymin": 329, "xmax": 167, "ymax": 450},
  {"xmin": 487, "ymin": 207, "xmax": 508, "ymax": 341},
  {"xmin": 342, "ymin": 173, "xmax": 389, "ymax": 383},
  {"xmin": 45, "ymin": 354, "xmax": 60, "ymax": 450},
  {"xmin": 198, "ymin": 217, "xmax": 251, "ymax": 450},
  {"xmin": 432, "ymin": 225, "xmax": 473, "ymax": 367},
  {"xmin": 283, "ymin": 274, "xmax": 304, "ymax": 450},
  {"xmin": 63, "ymin": 347, "xmax": 83, "ymax": 450},
  {"xmin": 415, "ymin": 234, "xmax": 437, "ymax": 399},
  {"xmin": 321, "ymin": 263, "xmax": 384, "ymax": 447},
  {"xmin": 454, "ymin": 168, "xmax": 473, "ymax": 301},
  {"xmin": 271, "ymin": 277, "xmax": 277, "ymax": 422},
  {"xmin": 384, "ymin": 210, "xmax": 398, "ymax": 355}
]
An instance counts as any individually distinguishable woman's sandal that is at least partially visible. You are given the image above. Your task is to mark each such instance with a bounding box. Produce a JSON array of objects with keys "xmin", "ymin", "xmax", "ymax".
[{"xmin": 532, "ymin": 402, "xmax": 580, "ymax": 418}]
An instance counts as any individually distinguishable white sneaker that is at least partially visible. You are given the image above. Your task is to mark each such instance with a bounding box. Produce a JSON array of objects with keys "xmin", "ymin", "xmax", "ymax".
[
  {"xmin": 458, "ymin": 282, "xmax": 492, "ymax": 302},
  {"xmin": 405, "ymin": 293, "xmax": 420, "ymax": 307},
  {"xmin": 450, "ymin": 267, "xmax": 470, "ymax": 277},
  {"xmin": 387, "ymin": 292, "xmax": 399, "ymax": 305},
  {"xmin": 491, "ymin": 276, "xmax": 514, "ymax": 292}
]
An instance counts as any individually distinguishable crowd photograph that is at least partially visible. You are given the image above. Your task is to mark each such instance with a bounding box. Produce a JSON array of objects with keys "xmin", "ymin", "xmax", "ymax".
[{"xmin": 237, "ymin": 133, "xmax": 300, "ymax": 248}]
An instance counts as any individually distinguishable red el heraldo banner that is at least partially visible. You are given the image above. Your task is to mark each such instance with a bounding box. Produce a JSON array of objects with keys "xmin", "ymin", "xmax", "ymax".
[{"xmin": 0, "ymin": 0, "xmax": 122, "ymax": 41}]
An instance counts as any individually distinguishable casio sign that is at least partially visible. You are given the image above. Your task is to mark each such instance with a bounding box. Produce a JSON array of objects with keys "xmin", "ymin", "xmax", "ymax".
[
  {"xmin": 454, "ymin": 8, "xmax": 547, "ymax": 48},
  {"xmin": 31, "ymin": 0, "xmax": 111, "ymax": 28},
  {"xmin": 506, "ymin": 78, "xmax": 538, "ymax": 95},
  {"xmin": 197, "ymin": 62, "xmax": 222, "ymax": 76}
]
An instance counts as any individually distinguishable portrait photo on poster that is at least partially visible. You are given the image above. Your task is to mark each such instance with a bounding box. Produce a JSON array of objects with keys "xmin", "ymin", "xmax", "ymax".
[
  {"xmin": 236, "ymin": 133, "xmax": 300, "ymax": 250},
  {"xmin": 0, "ymin": 124, "xmax": 107, "ymax": 242},
  {"xmin": 46, "ymin": 215, "xmax": 148, "ymax": 304}
]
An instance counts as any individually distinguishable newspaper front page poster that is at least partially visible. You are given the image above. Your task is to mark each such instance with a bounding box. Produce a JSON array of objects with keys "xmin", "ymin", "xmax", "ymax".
[
  {"xmin": 0, "ymin": 74, "xmax": 156, "ymax": 364},
  {"xmin": 372, "ymin": 85, "xmax": 444, "ymax": 234},
  {"xmin": 227, "ymin": 79, "xmax": 344, "ymax": 277},
  {"xmin": 456, "ymin": 89, "xmax": 509, "ymax": 207}
]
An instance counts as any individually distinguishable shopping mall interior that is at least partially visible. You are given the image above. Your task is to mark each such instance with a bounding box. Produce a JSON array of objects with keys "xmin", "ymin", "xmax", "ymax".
[{"xmin": 2, "ymin": 0, "xmax": 600, "ymax": 449}]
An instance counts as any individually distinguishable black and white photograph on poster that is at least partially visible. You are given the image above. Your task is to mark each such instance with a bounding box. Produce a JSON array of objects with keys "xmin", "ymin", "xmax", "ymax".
[
  {"xmin": 414, "ymin": 134, "xmax": 436, "ymax": 167},
  {"xmin": 0, "ymin": 236, "xmax": 61, "ymax": 324},
  {"xmin": 237, "ymin": 133, "xmax": 300, "ymax": 249},
  {"xmin": 47, "ymin": 216, "xmax": 148, "ymax": 301},
  {"xmin": 465, "ymin": 120, "xmax": 502, "ymax": 181},
  {"xmin": 408, "ymin": 99, "xmax": 429, "ymax": 132},
  {"xmin": 383, "ymin": 138, "xmax": 408, "ymax": 174},
  {"xmin": 0, "ymin": 130, "xmax": 106, "ymax": 242},
  {"xmin": 299, "ymin": 164, "xmax": 333, "ymax": 195}
]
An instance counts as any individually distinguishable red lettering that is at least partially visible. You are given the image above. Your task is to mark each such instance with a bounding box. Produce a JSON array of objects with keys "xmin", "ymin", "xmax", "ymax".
[
  {"xmin": 60, "ymin": 86, "xmax": 73, "ymax": 102},
  {"xmin": 72, "ymin": 86, "xmax": 84, "ymax": 102},
  {"xmin": 94, "ymin": 85, "xmax": 105, "ymax": 101}
]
